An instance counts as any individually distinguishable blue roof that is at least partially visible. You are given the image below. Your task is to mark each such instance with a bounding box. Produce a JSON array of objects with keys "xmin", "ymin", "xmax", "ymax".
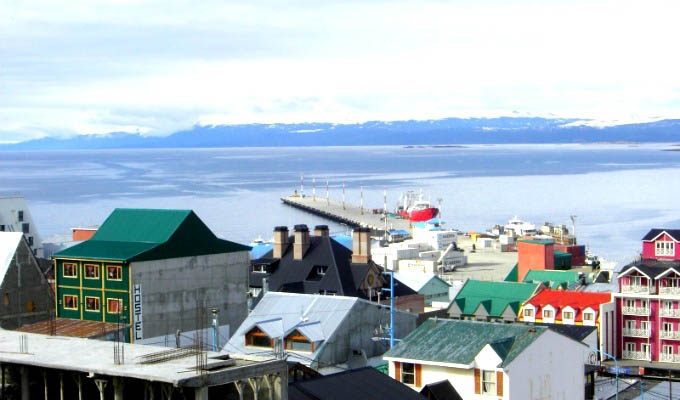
[
  {"xmin": 388, "ymin": 229, "xmax": 410, "ymax": 235},
  {"xmin": 250, "ymin": 243, "xmax": 273, "ymax": 259},
  {"xmin": 332, "ymin": 235, "xmax": 353, "ymax": 250}
]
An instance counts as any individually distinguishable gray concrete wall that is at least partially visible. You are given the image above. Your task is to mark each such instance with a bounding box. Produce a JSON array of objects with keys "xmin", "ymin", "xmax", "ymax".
[
  {"xmin": 0, "ymin": 238, "xmax": 52, "ymax": 329},
  {"xmin": 131, "ymin": 251, "xmax": 249, "ymax": 342},
  {"xmin": 315, "ymin": 300, "xmax": 417, "ymax": 368}
]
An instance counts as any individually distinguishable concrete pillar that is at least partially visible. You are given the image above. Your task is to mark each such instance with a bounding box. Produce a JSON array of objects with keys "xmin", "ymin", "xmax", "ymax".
[
  {"xmin": 42, "ymin": 371, "xmax": 48, "ymax": 400},
  {"xmin": 59, "ymin": 373, "xmax": 64, "ymax": 400},
  {"xmin": 144, "ymin": 382, "xmax": 155, "ymax": 400},
  {"xmin": 94, "ymin": 379, "xmax": 108, "ymax": 400},
  {"xmin": 248, "ymin": 377, "xmax": 260, "ymax": 400},
  {"xmin": 161, "ymin": 384, "xmax": 174, "ymax": 400},
  {"xmin": 234, "ymin": 381, "xmax": 244, "ymax": 400},
  {"xmin": 262, "ymin": 375, "xmax": 272, "ymax": 400},
  {"xmin": 113, "ymin": 377, "xmax": 125, "ymax": 400},
  {"xmin": 72, "ymin": 374, "xmax": 83, "ymax": 400},
  {"xmin": 194, "ymin": 386, "xmax": 209, "ymax": 400},
  {"xmin": 20, "ymin": 366, "xmax": 29, "ymax": 400},
  {"xmin": 272, "ymin": 373, "xmax": 287, "ymax": 400}
]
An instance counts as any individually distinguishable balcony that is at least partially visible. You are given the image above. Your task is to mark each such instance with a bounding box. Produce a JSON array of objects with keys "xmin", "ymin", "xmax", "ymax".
[
  {"xmin": 622, "ymin": 306, "xmax": 651, "ymax": 316},
  {"xmin": 660, "ymin": 353, "xmax": 680, "ymax": 363},
  {"xmin": 660, "ymin": 287, "xmax": 680, "ymax": 295},
  {"xmin": 621, "ymin": 285, "xmax": 655, "ymax": 294},
  {"xmin": 623, "ymin": 350, "xmax": 651, "ymax": 361},
  {"xmin": 661, "ymin": 308, "xmax": 680, "ymax": 318},
  {"xmin": 660, "ymin": 331, "xmax": 680, "ymax": 340},
  {"xmin": 623, "ymin": 328, "xmax": 651, "ymax": 338}
]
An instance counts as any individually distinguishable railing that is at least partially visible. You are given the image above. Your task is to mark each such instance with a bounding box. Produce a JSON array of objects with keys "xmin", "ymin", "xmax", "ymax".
[
  {"xmin": 660, "ymin": 330, "xmax": 680, "ymax": 340},
  {"xmin": 660, "ymin": 353, "xmax": 680, "ymax": 363},
  {"xmin": 621, "ymin": 285, "xmax": 655, "ymax": 294},
  {"xmin": 623, "ymin": 350, "xmax": 651, "ymax": 361},
  {"xmin": 622, "ymin": 306, "xmax": 650, "ymax": 316},
  {"xmin": 660, "ymin": 287, "xmax": 680, "ymax": 295},
  {"xmin": 661, "ymin": 308, "xmax": 680, "ymax": 318},
  {"xmin": 623, "ymin": 328, "xmax": 651, "ymax": 338}
]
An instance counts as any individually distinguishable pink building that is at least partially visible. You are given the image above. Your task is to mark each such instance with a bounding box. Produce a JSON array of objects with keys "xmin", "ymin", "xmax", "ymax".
[{"xmin": 615, "ymin": 229, "xmax": 680, "ymax": 368}]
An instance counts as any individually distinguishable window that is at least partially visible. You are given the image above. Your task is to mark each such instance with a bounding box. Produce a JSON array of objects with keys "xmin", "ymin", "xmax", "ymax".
[
  {"xmin": 667, "ymin": 278, "xmax": 680, "ymax": 288},
  {"xmin": 27, "ymin": 236, "xmax": 33, "ymax": 246},
  {"xmin": 656, "ymin": 241, "xmax": 675, "ymax": 256},
  {"xmin": 631, "ymin": 276, "xmax": 644, "ymax": 286},
  {"xmin": 664, "ymin": 322, "xmax": 673, "ymax": 333},
  {"xmin": 107, "ymin": 298, "xmax": 122, "ymax": 314},
  {"xmin": 641, "ymin": 321, "xmax": 650, "ymax": 332},
  {"xmin": 245, "ymin": 327, "xmax": 273, "ymax": 348},
  {"xmin": 316, "ymin": 266, "xmax": 327, "ymax": 276},
  {"xmin": 252, "ymin": 264, "xmax": 267, "ymax": 273},
  {"xmin": 641, "ymin": 343, "xmax": 650, "ymax": 355},
  {"xmin": 523, "ymin": 308, "xmax": 534, "ymax": 317},
  {"xmin": 543, "ymin": 309, "xmax": 553, "ymax": 318},
  {"xmin": 482, "ymin": 370, "xmax": 496, "ymax": 394},
  {"xmin": 626, "ymin": 342, "xmax": 636, "ymax": 352},
  {"xmin": 284, "ymin": 330, "xmax": 314, "ymax": 352},
  {"xmin": 640, "ymin": 299, "xmax": 649, "ymax": 309},
  {"xmin": 17, "ymin": 211, "xmax": 24, "ymax": 222},
  {"xmin": 85, "ymin": 296, "xmax": 100, "ymax": 312},
  {"xmin": 401, "ymin": 363, "xmax": 415, "ymax": 385},
  {"xmin": 0, "ymin": 225, "xmax": 4, "ymax": 231},
  {"xmin": 84, "ymin": 264, "xmax": 99, "ymax": 279},
  {"xmin": 21, "ymin": 223, "xmax": 29, "ymax": 234},
  {"xmin": 625, "ymin": 298, "xmax": 635, "ymax": 308},
  {"xmin": 664, "ymin": 345, "xmax": 674, "ymax": 355},
  {"xmin": 63, "ymin": 295, "xmax": 78, "ymax": 310},
  {"xmin": 2, "ymin": 293, "xmax": 8, "ymax": 306},
  {"xmin": 626, "ymin": 320, "xmax": 636, "ymax": 330},
  {"xmin": 583, "ymin": 312, "xmax": 594, "ymax": 321},
  {"xmin": 563, "ymin": 311, "xmax": 574, "ymax": 320},
  {"xmin": 664, "ymin": 301, "xmax": 674, "ymax": 311},
  {"xmin": 107, "ymin": 265, "xmax": 122, "ymax": 281},
  {"xmin": 63, "ymin": 263, "xmax": 77, "ymax": 278}
]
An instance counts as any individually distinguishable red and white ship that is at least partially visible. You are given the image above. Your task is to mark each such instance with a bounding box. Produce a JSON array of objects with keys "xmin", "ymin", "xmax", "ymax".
[{"xmin": 395, "ymin": 191, "xmax": 439, "ymax": 222}]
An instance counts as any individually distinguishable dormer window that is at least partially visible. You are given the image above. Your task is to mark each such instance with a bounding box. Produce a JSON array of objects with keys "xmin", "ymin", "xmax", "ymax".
[
  {"xmin": 307, "ymin": 266, "xmax": 328, "ymax": 281},
  {"xmin": 666, "ymin": 278, "xmax": 680, "ymax": 288},
  {"xmin": 284, "ymin": 330, "xmax": 314, "ymax": 352},
  {"xmin": 245, "ymin": 327, "xmax": 273, "ymax": 348},
  {"xmin": 563, "ymin": 311, "xmax": 574, "ymax": 320},
  {"xmin": 253, "ymin": 264, "xmax": 267, "ymax": 273},
  {"xmin": 583, "ymin": 312, "xmax": 594, "ymax": 322},
  {"xmin": 543, "ymin": 309, "xmax": 553, "ymax": 319},
  {"xmin": 316, "ymin": 266, "xmax": 327, "ymax": 276},
  {"xmin": 657, "ymin": 241, "xmax": 675, "ymax": 257},
  {"xmin": 523, "ymin": 308, "xmax": 534, "ymax": 317}
]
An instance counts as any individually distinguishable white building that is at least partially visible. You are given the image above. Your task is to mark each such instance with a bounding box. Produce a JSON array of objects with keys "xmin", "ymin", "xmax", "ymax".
[
  {"xmin": 384, "ymin": 318, "xmax": 588, "ymax": 400},
  {"xmin": 0, "ymin": 196, "xmax": 43, "ymax": 257}
]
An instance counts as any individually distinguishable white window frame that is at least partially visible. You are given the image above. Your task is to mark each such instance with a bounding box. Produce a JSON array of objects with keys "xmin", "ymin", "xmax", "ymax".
[
  {"xmin": 481, "ymin": 369, "xmax": 496, "ymax": 395},
  {"xmin": 631, "ymin": 275, "xmax": 644, "ymax": 286},
  {"xmin": 641, "ymin": 343, "xmax": 651, "ymax": 355},
  {"xmin": 641, "ymin": 321, "xmax": 650, "ymax": 332},
  {"xmin": 583, "ymin": 312, "xmax": 594, "ymax": 322},
  {"xmin": 640, "ymin": 299, "xmax": 649, "ymax": 309},
  {"xmin": 664, "ymin": 300, "xmax": 674, "ymax": 311},
  {"xmin": 252, "ymin": 264, "xmax": 267, "ymax": 273},
  {"xmin": 523, "ymin": 308, "xmax": 534, "ymax": 318},
  {"xmin": 562, "ymin": 310, "xmax": 574, "ymax": 320},
  {"xmin": 626, "ymin": 320, "xmax": 636, "ymax": 330},
  {"xmin": 656, "ymin": 240, "xmax": 675, "ymax": 257},
  {"xmin": 626, "ymin": 342, "xmax": 636, "ymax": 352},
  {"xmin": 664, "ymin": 322, "xmax": 674, "ymax": 333},
  {"xmin": 625, "ymin": 299, "xmax": 636, "ymax": 308},
  {"xmin": 543, "ymin": 309, "xmax": 553, "ymax": 319},
  {"xmin": 664, "ymin": 345, "xmax": 674, "ymax": 355}
]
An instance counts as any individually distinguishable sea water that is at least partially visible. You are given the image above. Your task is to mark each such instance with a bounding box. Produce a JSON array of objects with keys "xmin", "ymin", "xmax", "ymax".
[{"xmin": 2, "ymin": 143, "xmax": 679, "ymax": 264}]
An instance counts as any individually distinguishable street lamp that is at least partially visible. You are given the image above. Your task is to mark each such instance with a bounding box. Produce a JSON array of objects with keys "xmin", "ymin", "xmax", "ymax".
[{"xmin": 591, "ymin": 346, "xmax": 619, "ymax": 400}]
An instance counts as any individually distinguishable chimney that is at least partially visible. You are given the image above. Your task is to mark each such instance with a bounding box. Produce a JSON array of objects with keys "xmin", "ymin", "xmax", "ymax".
[
  {"xmin": 273, "ymin": 226, "xmax": 289, "ymax": 258},
  {"xmin": 294, "ymin": 224, "xmax": 310, "ymax": 260},
  {"xmin": 352, "ymin": 227, "xmax": 372, "ymax": 264},
  {"xmin": 314, "ymin": 225, "xmax": 329, "ymax": 237}
]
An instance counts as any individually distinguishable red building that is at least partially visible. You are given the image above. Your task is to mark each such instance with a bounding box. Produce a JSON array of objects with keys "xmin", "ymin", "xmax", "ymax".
[{"xmin": 614, "ymin": 229, "xmax": 680, "ymax": 369}]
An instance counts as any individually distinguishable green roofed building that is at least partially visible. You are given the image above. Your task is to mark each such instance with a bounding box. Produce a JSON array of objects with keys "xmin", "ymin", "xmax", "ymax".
[
  {"xmin": 446, "ymin": 280, "xmax": 541, "ymax": 322},
  {"xmin": 383, "ymin": 318, "xmax": 588, "ymax": 398},
  {"xmin": 52, "ymin": 208, "xmax": 251, "ymax": 343},
  {"xmin": 523, "ymin": 269, "xmax": 582, "ymax": 290}
]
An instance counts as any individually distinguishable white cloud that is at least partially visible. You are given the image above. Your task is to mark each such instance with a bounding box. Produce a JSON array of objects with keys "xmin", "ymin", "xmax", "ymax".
[{"xmin": 1, "ymin": 0, "xmax": 679, "ymax": 141}]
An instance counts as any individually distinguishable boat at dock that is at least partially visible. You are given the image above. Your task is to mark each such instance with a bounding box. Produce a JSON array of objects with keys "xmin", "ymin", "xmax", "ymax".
[{"xmin": 395, "ymin": 191, "xmax": 439, "ymax": 222}]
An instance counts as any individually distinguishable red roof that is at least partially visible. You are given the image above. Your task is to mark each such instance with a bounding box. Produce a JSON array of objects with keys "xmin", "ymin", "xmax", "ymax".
[{"xmin": 524, "ymin": 289, "xmax": 612, "ymax": 322}]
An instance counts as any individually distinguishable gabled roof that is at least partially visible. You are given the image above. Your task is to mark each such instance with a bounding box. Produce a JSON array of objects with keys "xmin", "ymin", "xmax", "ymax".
[
  {"xmin": 523, "ymin": 270, "xmax": 581, "ymax": 289},
  {"xmin": 448, "ymin": 280, "xmax": 540, "ymax": 318},
  {"xmin": 618, "ymin": 259, "xmax": 680, "ymax": 279},
  {"xmin": 0, "ymin": 232, "xmax": 23, "ymax": 281},
  {"xmin": 420, "ymin": 380, "xmax": 462, "ymax": 400},
  {"xmin": 394, "ymin": 272, "xmax": 450, "ymax": 293},
  {"xmin": 642, "ymin": 229, "xmax": 680, "ymax": 242},
  {"xmin": 289, "ymin": 367, "xmax": 424, "ymax": 400},
  {"xmin": 534, "ymin": 322, "xmax": 598, "ymax": 342},
  {"xmin": 251, "ymin": 235, "xmax": 415, "ymax": 299},
  {"xmin": 384, "ymin": 319, "xmax": 548, "ymax": 368},
  {"xmin": 523, "ymin": 289, "xmax": 611, "ymax": 322},
  {"xmin": 227, "ymin": 292, "xmax": 358, "ymax": 363},
  {"xmin": 54, "ymin": 208, "xmax": 249, "ymax": 262}
]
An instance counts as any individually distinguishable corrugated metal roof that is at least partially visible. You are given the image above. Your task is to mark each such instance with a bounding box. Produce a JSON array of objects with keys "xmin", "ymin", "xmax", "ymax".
[
  {"xmin": 227, "ymin": 292, "xmax": 358, "ymax": 361},
  {"xmin": 523, "ymin": 270, "xmax": 580, "ymax": 289},
  {"xmin": 54, "ymin": 208, "xmax": 250, "ymax": 261},
  {"xmin": 0, "ymin": 232, "xmax": 22, "ymax": 282},
  {"xmin": 394, "ymin": 272, "xmax": 450, "ymax": 293},
  {"xmin": 384, "ymin": 318, "xmax": 548, "ymax": 367}
]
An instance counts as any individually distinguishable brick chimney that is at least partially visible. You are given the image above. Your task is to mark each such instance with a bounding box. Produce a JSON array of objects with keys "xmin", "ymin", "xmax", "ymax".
[
  {"xmin": 352, "ymin": 227, "xmax": 372, "ymax": 264},
  {"xmin": 294, "ymin": 224, "xmax": 310, "ymax": 260},
  {"xmin": 314, "ymin": 225, "xmax": 329, "ymax": 237},
  {"xmin": 272, "ymin": 226, "xmax": 289, "ymax": 259}
]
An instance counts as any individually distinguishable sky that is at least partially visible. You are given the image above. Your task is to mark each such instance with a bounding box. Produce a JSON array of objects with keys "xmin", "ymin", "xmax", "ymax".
[{"xmin": 1, "ymin": 0, "xmax": 679, "ymax": 142}]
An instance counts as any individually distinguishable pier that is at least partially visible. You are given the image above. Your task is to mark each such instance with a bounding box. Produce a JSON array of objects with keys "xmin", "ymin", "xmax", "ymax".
[{"xmin": 281, "ymin": 194, "xmax": 411, "ymax": 232}]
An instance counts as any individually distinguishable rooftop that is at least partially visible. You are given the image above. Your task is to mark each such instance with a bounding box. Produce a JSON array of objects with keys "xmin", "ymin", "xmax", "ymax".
[
  {"xmin": 16, "ymin": 318, "xmax": 124, "ymax": 339},
  {"xmin": 523, "ymin": 269, "xmax": 581, "ymax": 289},
  {"xmin": 642, "ymin": 228, "xmax": 680, "ymax": 242},
  {"xmin": 54, "ymin": 208, "xmax": 250, "ymax": 262},
  {"xmin": 384, "ymin": 318, "xmax": 548, "ymax": 368},
  {"xmin": 448, "ymin": 279, "xmax": 540, "ymax": 317},
  {"xmin": 0, "ymin": 329, "xmax": 284, "ymax": 387},
  {"xmin": 523, "ymin": 289, "xmax": 612, "ymax": 321}
]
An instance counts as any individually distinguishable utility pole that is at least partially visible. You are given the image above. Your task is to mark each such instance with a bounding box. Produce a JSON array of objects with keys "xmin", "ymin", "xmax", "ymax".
[
  {"xmin": 312, "ymin": 178, "xmax": 316, "ymax": 201},
  {"xmin": 342, "ymin": 182, "xmax": 346, "ymax": 210},
  {"xmin": 360, "ymin": 186, "xmax": 364, "ymax": 215},
  {"xmin": 326, "ymin": 179, "xmax": 329, "ymax": 205},
  {"xmin": 211, "ymin": 308, "xmax": 219, "ymax": 352}
]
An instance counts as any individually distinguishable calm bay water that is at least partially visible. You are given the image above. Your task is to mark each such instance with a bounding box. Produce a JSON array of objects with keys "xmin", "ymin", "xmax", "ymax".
[{"xmin": 2, "ymin": 143, "xmax": 680, "ymax": 264}]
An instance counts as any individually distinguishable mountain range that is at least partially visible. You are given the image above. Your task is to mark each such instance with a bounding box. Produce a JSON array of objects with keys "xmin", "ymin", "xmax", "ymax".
[{"xmin": 2, "ymin": 117, "xmax": 680, "ymax": 150}]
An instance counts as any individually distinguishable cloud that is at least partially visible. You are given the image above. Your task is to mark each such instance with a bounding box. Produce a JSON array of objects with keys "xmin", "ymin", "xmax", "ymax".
[{"xmin": 1, "ymin": 0, "xmax": 680, "ymax": 142}]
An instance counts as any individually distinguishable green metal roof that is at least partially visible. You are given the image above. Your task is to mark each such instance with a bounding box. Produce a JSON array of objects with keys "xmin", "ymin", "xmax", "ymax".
[
  {"xmin": 385, "ymin": 319, "xmax": 548, "ymax": 367},
  {"xmin": 554, "ymin": 250, "xmax": 571, "ymax": 258},
  {"xmin": 518, "ymin": 239, "xmax": 554, "ymax": 245},
  {"xmin": 448, "ymin": 280, "xmax": 539, "ymax": 317},
  {"xmin": 504, "ymin": 264, "xmax": 519, "ymax": 282},
  {"xmin": 523, "ymin": 270, "xmax": 580, "ymax": 289},
  {"xmin": 54, "ymin": 208, "xmax": 251, "ymax": 262}
]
